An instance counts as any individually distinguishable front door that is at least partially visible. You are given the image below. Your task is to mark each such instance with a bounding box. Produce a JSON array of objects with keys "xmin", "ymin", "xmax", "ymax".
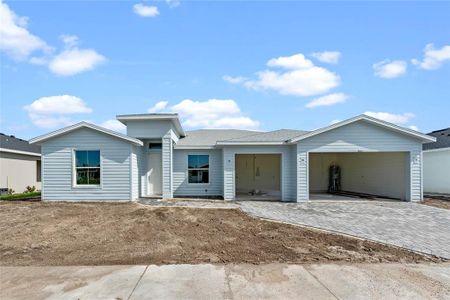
[{"xmin": 147, "ymin": 152, "xmax": 162, "ymax": 196}]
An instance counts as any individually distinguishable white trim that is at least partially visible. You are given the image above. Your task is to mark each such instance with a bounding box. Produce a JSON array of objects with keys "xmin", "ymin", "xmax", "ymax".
[
  {"xmin": 289, "ymin": 114, "xmax": 436, "ymax": 143},
  {"xmin": 0, "ymin": 148, "xmax": 41, "ymax": 157},
  {"xmin": 423, "ymin": 147, "xmax": 450, "ymax": 153},
  {"xmin": 29, "ymin": 122, "xmax": 143, "ymax": 146}
]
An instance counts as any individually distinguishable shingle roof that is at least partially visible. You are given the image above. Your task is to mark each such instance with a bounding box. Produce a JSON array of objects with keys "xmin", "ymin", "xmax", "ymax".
[
  {"xmin": 220, "ymin": 129, "xmax": 308, "ymax": 143},
  {"xmin": 423, "ymin": 128, "xmax": 450, "ymax": 150},
  {"xmin": 175, "ymin": 129, "xmax": 260, "ymax": 147},
  {"xmin": 175, "ymin": 129, "xmax": 308, "ymax": 147},
  {"xmin": 0, "ymin": 133, "xmax": 41, "ymax": 154}
]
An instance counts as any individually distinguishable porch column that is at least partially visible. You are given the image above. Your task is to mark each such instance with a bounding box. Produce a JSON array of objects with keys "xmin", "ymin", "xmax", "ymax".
[
  {"xmin": 296, "ymin": 149, "xmax": 309, "ymax": 202},
  {"xmin": 162, "ymin": 133, "xmax": 173, "ymax": 199}
]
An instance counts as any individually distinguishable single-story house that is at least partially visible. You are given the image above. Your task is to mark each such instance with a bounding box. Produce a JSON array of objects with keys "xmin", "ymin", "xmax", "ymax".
[
  {"xmin": 29, "ymin": 113, "xmax": 435, "ymax": 202},
  {"xmin": 0, "ymin": 133, "xmax": 41, "ymax": 194},
  {"xmin": 423, "ymin": 127, "xmax": 450, "ymax": 195}
]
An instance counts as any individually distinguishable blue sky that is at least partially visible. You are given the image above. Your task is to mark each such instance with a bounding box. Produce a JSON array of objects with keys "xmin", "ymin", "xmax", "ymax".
[{"xmin": 1, "ymin": 0, "xmax": 449, "ymax": 139}]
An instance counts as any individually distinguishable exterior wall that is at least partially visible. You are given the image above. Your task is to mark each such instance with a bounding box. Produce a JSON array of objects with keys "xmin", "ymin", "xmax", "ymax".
[
  {"xmin": 173, "ymin": 149, "xmax": 223, "ymax": 197},
  {"xmin": 0, "ymin": 152, "xmax": 41, "ymax": 192},
  {"xmin": 162, "ymin": 132, "xmax": 173, "ymax": 199},
  {"xmin": 423, "ymin": 148, "xmax": 450, "ymax": 194},
  {"xmin": 41, "ymin": 128, "xmax": 132, "ymax": 201},
  {"xmin": 126, "ymin": 120, "xmax": 176, "ymax": 139},
  {"xmin": 297, "ymin": 120, "xmax": 424, "ymax": 202},
  {"xmin": 222, "ymin": 145, "xmax": 297, "ymax": 201}
]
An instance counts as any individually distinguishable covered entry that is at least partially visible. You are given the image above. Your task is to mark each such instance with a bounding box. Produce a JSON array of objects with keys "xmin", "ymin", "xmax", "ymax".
[
  {"xmin": 235, "ymin": 154, "xmax": 281, "ymax": 200},
  {"xmin": 309, "ymin": 152, "xmax": 409, "ymax": 201}
]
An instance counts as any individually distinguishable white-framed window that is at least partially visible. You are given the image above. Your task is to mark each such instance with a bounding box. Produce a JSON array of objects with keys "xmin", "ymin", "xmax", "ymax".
[
  {"xmin": 74, "ymin": 150, "xmax": 101, "ymax": 185},
  {"xmin": 188, "ymin": 154, "xmax": 209, "ymax": 184}
]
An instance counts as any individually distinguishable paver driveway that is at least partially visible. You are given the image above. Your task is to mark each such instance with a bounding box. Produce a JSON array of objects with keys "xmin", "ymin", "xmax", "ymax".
[{"xmin": 239, "ymin": 201, "xmax": 450, "ymax": 259}]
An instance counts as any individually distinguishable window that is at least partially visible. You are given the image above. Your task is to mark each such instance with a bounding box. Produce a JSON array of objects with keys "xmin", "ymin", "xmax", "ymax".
[
  {"xmin": 36, "ymin": 160, "xmax": 41, "ymax": 182},
  {"xmin": 75, "ymin": 150, "xmax": 101, "ymax": 185},
  {"xmin": 188, "ymin": 155, "xmax": 209, "ymax": 184}
]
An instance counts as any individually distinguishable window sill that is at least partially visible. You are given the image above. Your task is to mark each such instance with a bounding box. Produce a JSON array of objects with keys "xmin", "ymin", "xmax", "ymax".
[{"xmin": 72, "ymin": 185, "xmax": 102, "ymax": 189}]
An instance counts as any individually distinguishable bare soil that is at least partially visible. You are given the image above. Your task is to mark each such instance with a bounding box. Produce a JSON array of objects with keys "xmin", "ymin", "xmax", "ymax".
[
  {"xmin": 422, "ymin": 198, "xmax": 450, "ymax": 210},
  {"xmin": 0, "ymin": 201, "xmax": 441, "ymax": 266}
]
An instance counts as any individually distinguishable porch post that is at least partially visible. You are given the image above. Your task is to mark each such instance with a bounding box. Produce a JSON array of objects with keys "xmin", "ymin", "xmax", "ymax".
[{"xmin": 162, "ymin": 133, "xmax": 173, "ymax": 199}]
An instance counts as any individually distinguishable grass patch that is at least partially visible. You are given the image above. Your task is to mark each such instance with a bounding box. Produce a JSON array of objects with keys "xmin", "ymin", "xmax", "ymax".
[{"xmin": 0, "ymin": 192, "xmax": 41, "ymax": 201}]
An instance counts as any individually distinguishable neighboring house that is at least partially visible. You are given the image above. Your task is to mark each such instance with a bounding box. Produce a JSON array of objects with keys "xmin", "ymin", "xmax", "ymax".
[
  {"xmin": 29, "ymin": 114, "xmax": 435, "ymax": 202},
  {"xmin": 423, "ymin": 128, "xmax": 450, "ymax": 195},
  {"xmin": 0, "ymin": 133, "xmax": 41, "ymax": 193}
]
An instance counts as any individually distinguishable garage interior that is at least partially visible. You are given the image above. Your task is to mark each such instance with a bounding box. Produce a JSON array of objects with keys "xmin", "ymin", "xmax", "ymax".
[
  {"xmin": 309, "ymin": 152, "xmax": 409, "ymax": 201},
  {"xmin": 235, "ymin": 154, "xmax": 281, "ymax": 201}
]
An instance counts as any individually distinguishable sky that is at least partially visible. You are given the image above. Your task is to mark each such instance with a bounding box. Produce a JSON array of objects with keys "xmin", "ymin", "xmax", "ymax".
[{"xmin": 1, "ymin": 0, "xmax": 449, "ymax": 139}]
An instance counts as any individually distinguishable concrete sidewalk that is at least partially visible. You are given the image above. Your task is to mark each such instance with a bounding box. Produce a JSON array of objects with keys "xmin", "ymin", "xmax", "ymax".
[{"xmin": 1, "ymin": 263, "xmax": 450, "ymax": 300}]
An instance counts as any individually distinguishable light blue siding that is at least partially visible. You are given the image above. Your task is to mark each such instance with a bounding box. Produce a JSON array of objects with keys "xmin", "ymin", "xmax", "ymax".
[
  {"xmin": 173, "ymin": 149, "xmax": 223, "ymax": 197},
  {"xmin": 41, "ymin": 128, "xmax": 132, "ymax": 201},
  {"xmin": 130, "ymin": 146, "xmax": 142, "ymax": 200},
  {"xmin": 296, "ymin": 120, "xmax": 423, "ymax": 202},
  {"xmin": 126, "ymin": 120, "xmax": 176, "ymax": 139},
  {"xmin": 222, "ymin": 145, "xmax": 297, "ymax": 201}
]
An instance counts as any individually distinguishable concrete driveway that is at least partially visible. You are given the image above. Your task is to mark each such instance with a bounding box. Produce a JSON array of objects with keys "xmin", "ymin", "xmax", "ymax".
[
  {"xmin": 240, "ymin": 201, "xmax": 450, "ymax": 259},
  {"xmin": 2, "ymin": 263, "xmax": 450, "ymax": 300}
]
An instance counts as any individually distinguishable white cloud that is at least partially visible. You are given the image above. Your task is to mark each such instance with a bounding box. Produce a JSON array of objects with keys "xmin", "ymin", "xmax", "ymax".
[
  {"xmin": 311, "ymin": 51, "xmax": 341, "ymax": 64},
  {"xmin": 24, "ymin": 95, "xmax": 92, "ymax": 128},
  {"xmin": 148, "ymin": 101, "xmax": 169, "ymax": 113},
  {"xmin": 48, "ymin": 47, "xmax": 106, "ymax": 76},
  {"xmin": 412, "ymin": 43, "xmax": 450, "ymax": 70},
  {"xmin": 0, "ymin": 0, "xmax": 51, "ymax": 60},
  {"xmin": 133, "ymin": 3, "xmax": 159, "ymax": 17},
  {"xmin": 225, "ymin": 53, "xmax": 341, "ymax": 97},
  {"xmin": 409, "ymin": 125, "xmax": 419, "ymax": 131},
  {"xmin": 364, "ymin": 111, "xmax": 415, "ymax": 124},
  {"xmin": 373, "ymin": 60, "xmax": 407, "ymax": 79},
  {"xmin": 305, "ymin": 93, "xmax": 349, "ymax": 108},
  {"xmin": 166, "ymin": 0, "xmax": 181, "ymax": 7},
  {"xmin": 222, "ymin": 75, "xmax": 248, "ymax": 84},
  {"xmin": 267, "ymin": 53, "xmax": 314, "ymax": 69},
  {"xmin": 100, "ymin": 119, "xmax": 126, "ymax": 132},
  {"xmin": 60, "ymin": 34, "xmax": 79, "ymax": 48},
  {"xmin": 148, "ymin": 99, "xmax": 260, "ymax": 130}
]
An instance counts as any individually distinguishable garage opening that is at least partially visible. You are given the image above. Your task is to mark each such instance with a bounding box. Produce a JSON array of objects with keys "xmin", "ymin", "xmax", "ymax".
[
  {"xmin": 235, "ymin": 154, "xmax": 281, "ymax": 201},
  {"xmin": 309, "ymin": 152, "xmax": 409, "ymax": 201}
]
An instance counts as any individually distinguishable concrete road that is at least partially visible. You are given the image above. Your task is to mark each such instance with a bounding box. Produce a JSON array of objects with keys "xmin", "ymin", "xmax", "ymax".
[{"xmin": 1, "ymin": 263, "xmax": 449, "ymax": 300}]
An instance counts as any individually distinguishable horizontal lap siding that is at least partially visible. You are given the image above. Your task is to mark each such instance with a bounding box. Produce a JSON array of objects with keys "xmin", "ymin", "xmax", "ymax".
[
  {"xmin": 173, "ymin": 149, "xmax": 223, "ymax": 197},
  {"xmin": 223, "ymin": 145, "xmax": 296, "ymax": 201},
  {"xmin": 162, "ymin": 134, "xmax": 173, "ymax": 199},
  {"xmin": 296, "ymin": 120, "xmax": 424, "ymax": 202},
  {"xmin": 42, "ymin": 128, "xmax": 132, "ymax": 201}
]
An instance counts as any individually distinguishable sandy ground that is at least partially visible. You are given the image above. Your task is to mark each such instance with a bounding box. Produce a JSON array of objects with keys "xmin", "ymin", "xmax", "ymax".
[
  {"xmin": 0, "ymin": 201, "xmax": 441, "ymax": 266},
  {"xmin": 422, "ymin": 198, "xmax": 450, "ymax": 210}
]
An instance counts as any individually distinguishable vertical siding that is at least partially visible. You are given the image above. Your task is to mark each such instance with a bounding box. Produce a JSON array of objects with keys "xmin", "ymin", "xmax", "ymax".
[
  {"xmin": 130, "ymin": 146, "xmax": 139, "ymax": 200},
  {"xmin": 296, "ymin": 120, "xmax": 424, "ymax": 202},
  {"xmin": 222, "ymin": 145, "xmax": 297, "ymax": 201},
  {"xmin": 162, "ymin": 132, "xmax": 173, "ymax": 199},
  {"xmin": 41, "ymin": 128, "xmax": 132, "ymax": 201},
  {"xmin": 173, "ymin": 149, "xmax": 223, "ymax": 197}
]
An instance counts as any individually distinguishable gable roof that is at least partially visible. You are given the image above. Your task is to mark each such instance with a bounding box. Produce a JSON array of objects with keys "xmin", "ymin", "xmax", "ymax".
[
  {"xmin": 0, "ymin": 133, "xmax": 41, "ymax": 156},
  {"xmin": 423, "ymin": 127, "xmax": 450, "ymax": 150},
  {"xmin": 116, "ymin": 113, "xmax": 185, "ymax": 137},
  {"xmin": 217, "ymin": 129, "xmax": 308, "ymax": 145},
  {"xmin": 29, "ymin": 122, "xmax": 143, "ymax": 146},
  {"xmin": 175, "ymin": 129, "xmax": 260, "ymax": 148},
  {"xmin": 289, "ymin": 114, "xmax": 436, "ymax": 143}
]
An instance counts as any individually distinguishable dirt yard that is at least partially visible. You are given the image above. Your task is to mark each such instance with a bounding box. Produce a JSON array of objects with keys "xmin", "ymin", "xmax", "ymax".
[
  {"xmin": 422, "ymin": 198, "xmax": 450, "ymax": 210},
  {"xmin": 0, "ymin": 201, "xmax": 441, "ymax": 266}
]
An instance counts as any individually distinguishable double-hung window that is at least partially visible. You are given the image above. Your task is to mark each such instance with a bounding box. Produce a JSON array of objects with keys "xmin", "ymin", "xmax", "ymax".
[
  {"xmin": 188, "ymin": 155, "xmax": 209, "ymax": 184},
  {"xmin": 75, "ymin": 150, "xmax": 101, "ymax": 185}
]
